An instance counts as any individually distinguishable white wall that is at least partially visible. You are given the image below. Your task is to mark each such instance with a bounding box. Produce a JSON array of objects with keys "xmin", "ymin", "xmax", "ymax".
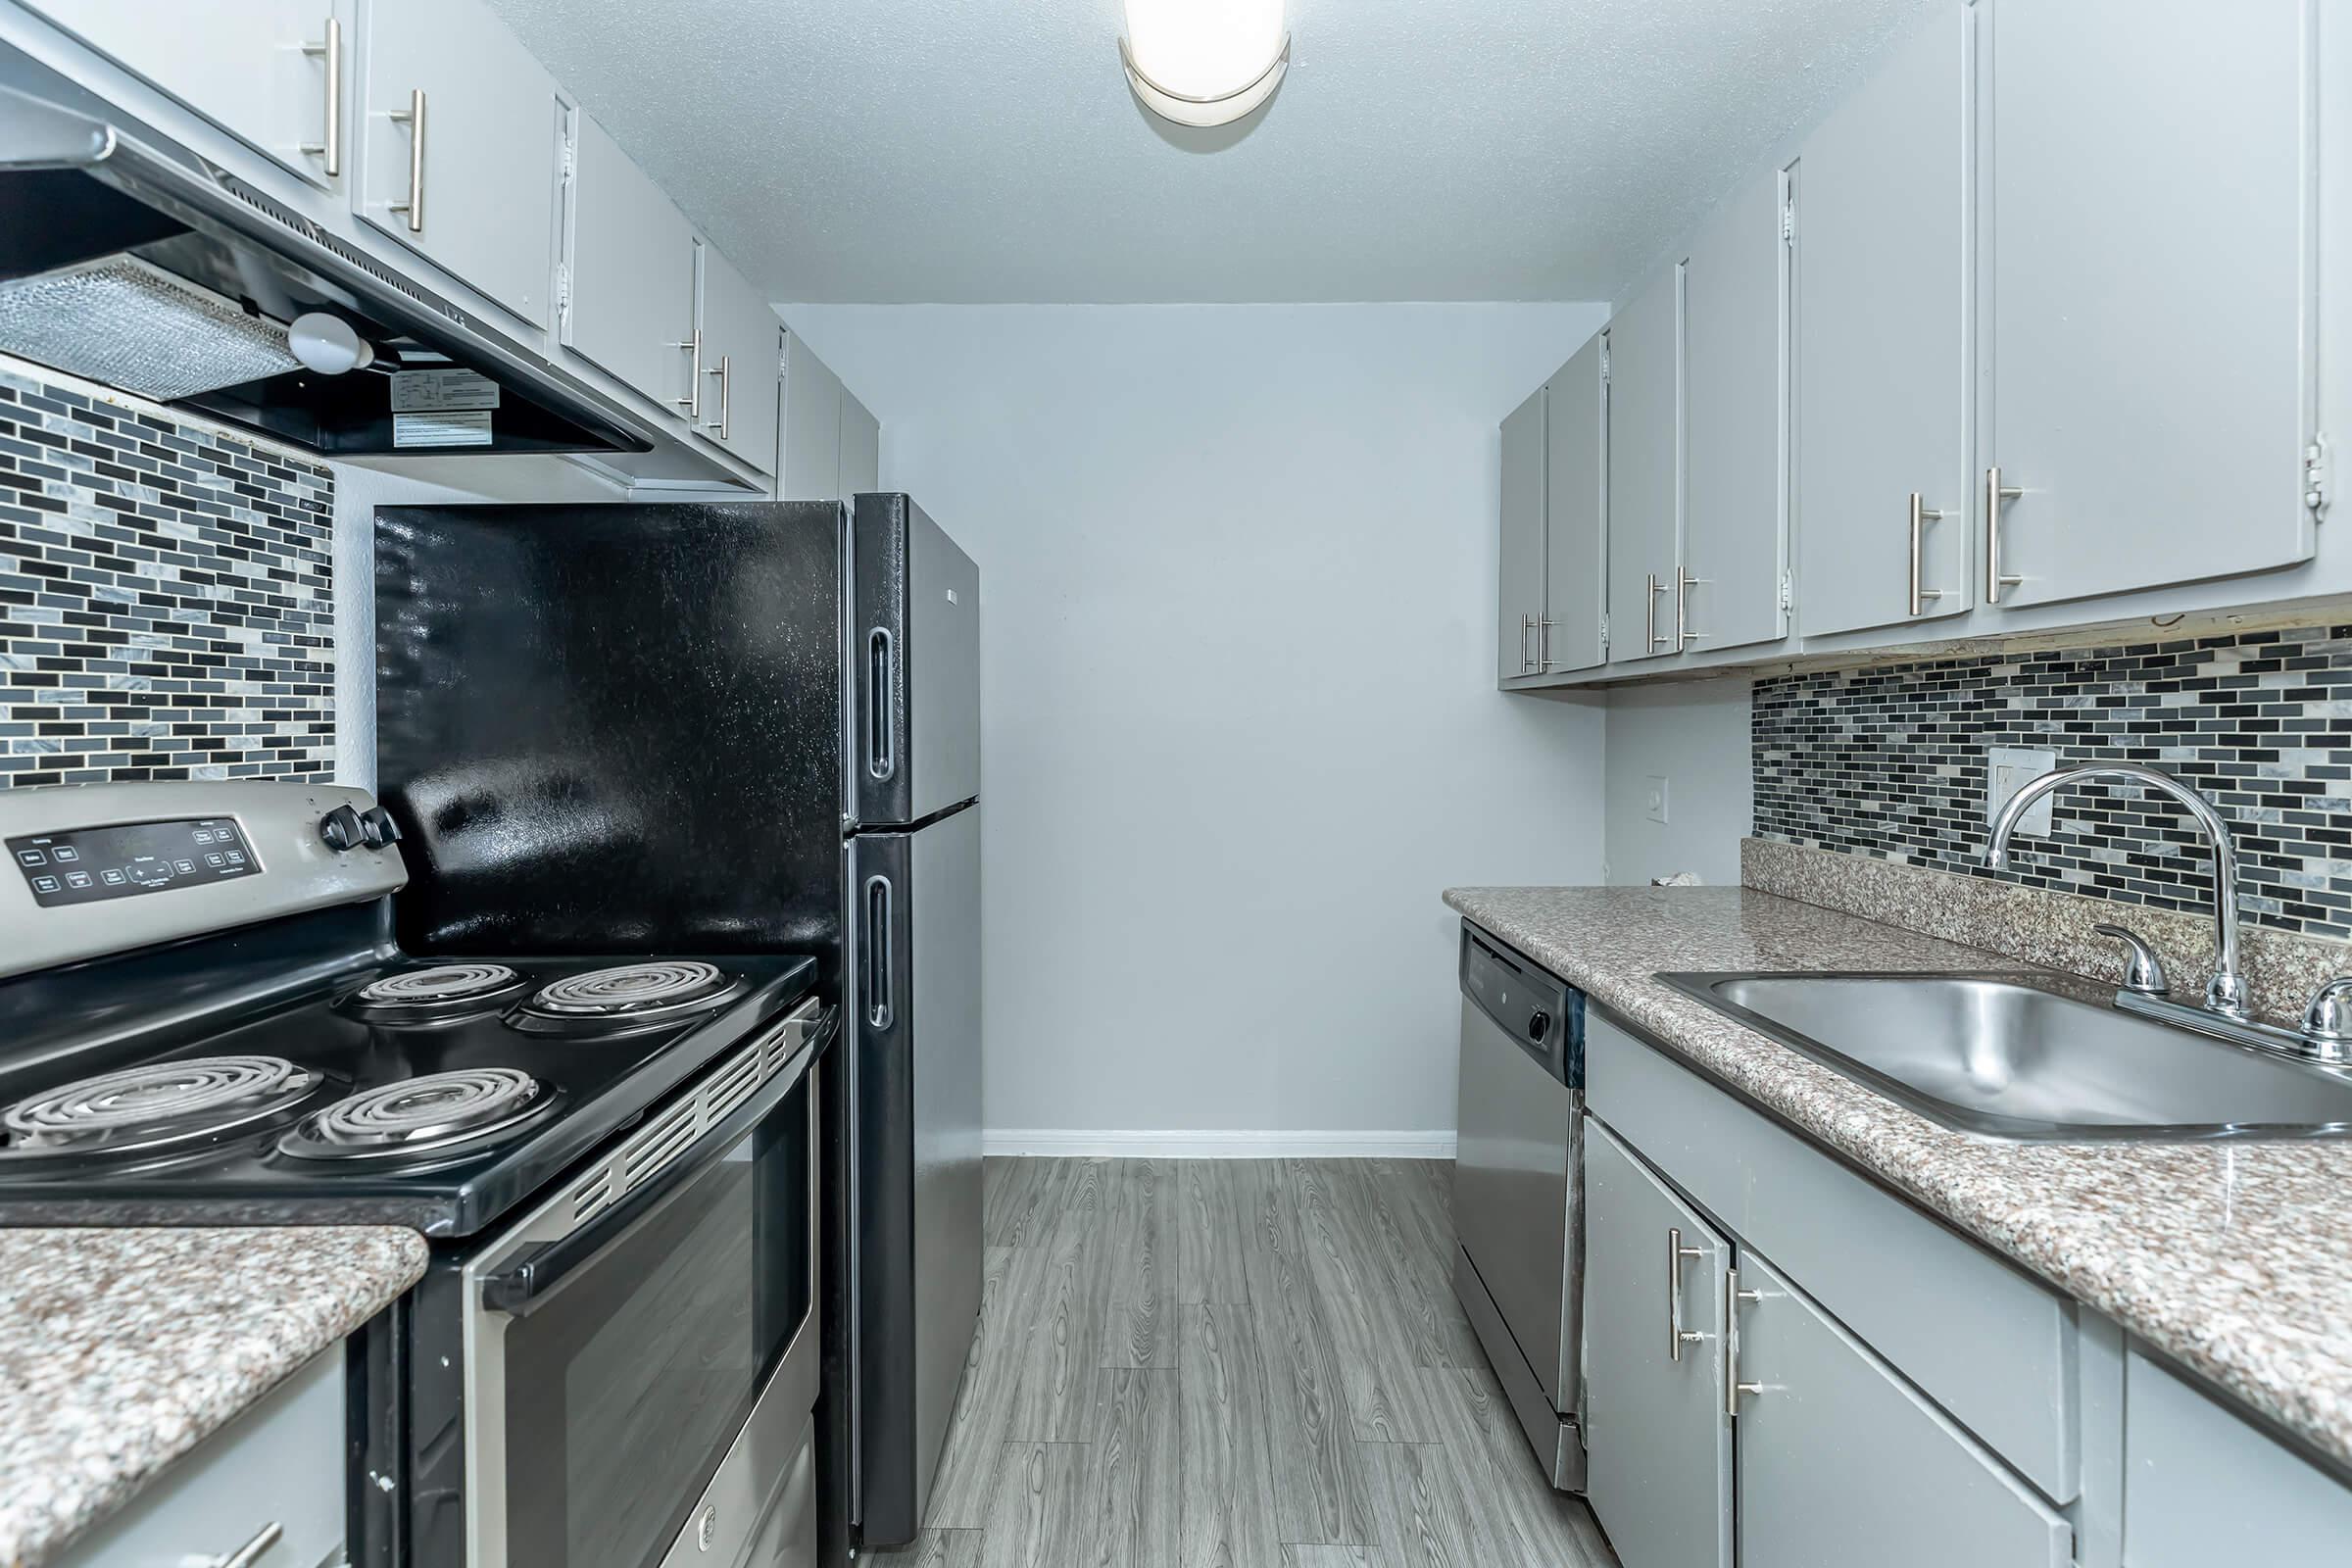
[
  {"xmin": 786, "ymin": 304, "xmax": 1609, "ymax": 1151},
  {"xmin": 1603, "ymin": 676, "xmax": 1753, "ymax": 888},
  {"xmin": 330, "ymin": 456, "xmax": 626, "ymax": 785}
]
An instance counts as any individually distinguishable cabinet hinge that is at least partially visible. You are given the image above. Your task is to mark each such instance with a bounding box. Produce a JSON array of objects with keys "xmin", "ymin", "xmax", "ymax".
[
  {"xmin": 1778, "ymin": 567, "xmax": 1794, "ymax": 612},
  {"xmin": 560, "ymin": 137, "xmax": 576, "ymax": 187},
  {"xmin": 554, "ymin": 261, "xmax": 571, "ymax": 320},
  {"xmin": 1597, "ymin": 612, "xmax": 1609, "ymax": 654},
  {"xmin": 1599, "ymin": 342, "xmax": 1612, "ymax": 383},
  {"xmin": 2308, "ymin": 435, "xmax": 2332, "ymax": 519},
  {"xmin": 1781, "ymin": 198, "xmax": 1795, "ymax": 247}
]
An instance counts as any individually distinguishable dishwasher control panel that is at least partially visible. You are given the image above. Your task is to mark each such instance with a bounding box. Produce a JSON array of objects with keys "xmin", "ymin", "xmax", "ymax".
[{"xmin": 1460, "ymin": 926, "xmax": 1583, "ymax": 1086}]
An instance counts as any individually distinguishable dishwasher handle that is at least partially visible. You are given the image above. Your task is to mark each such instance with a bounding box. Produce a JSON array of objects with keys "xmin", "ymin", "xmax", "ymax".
[{"xmin": 1459, "ymin": 925, "xmax": 1582, "ymax": 1088}]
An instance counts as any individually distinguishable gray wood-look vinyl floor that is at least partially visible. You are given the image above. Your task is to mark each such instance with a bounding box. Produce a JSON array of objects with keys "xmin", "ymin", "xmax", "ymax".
[{"xmin": 867, "ymin": 1157, "xmax": 1618, "ymax": 1568}]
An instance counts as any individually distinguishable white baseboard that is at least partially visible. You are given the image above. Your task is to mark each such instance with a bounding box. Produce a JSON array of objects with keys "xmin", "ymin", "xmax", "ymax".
[{"xmin": 980, "ymin": 1128, "xmax": 1457, "ymax": 1160}]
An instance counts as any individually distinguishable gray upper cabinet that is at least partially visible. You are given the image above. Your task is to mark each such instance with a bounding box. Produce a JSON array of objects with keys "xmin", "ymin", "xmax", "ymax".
[
  {"xmin": 1980, "ymin": 0, "xmax": 2318, "ymax": 609},
  {"xmin": 778, "ymin": 329, "xmax": 846, "ymax": 503},
  {"xmin": 1795, "ymin": 3, "xmax": 1975, "ymax": 637},
  {"xmin": 840, "ymin": 385, "xmax": 881, "ymax": 495},
  {"xmin": 1681, "ymin": 167, "xmax": 1788, "ymax": 655},
  {"xmin": 1733, "ymin": 1250, "xmax": 2073, "ymax": 1568},
  {"xmin": 1584, "ymin": 1120, "xmax": 1734, "ymax": 1568},
  {"xmin": 696, "ymin": 251, "xmax": 783, "ymax": 474},
  {"xmin": 1498, "ymin": 386, "xmax": 1548, "ymax": 681},
  {"xmin": 24, "ymin": 0, "xmax": 350, "ymax": 189},
  {"xmin": 562, "ymin": 116, "xmax": 700, "ymax": 415},
  {"xmin": 1544, "ymin": 331, "xmax": 1609, "ymax": 676},
  {"xmin": 1606, "ymin": 268, "xmax": 1681, "ymax": 665},
  {"xmin": 356, "ymin": 0, "xmax": 561, "ymax": 327}
]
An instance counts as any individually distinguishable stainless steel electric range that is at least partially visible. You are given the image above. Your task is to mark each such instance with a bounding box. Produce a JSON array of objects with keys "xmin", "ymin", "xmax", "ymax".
[{"xmin": 0, "ymin": 780, "xmax": 836, "ymax": 1568}]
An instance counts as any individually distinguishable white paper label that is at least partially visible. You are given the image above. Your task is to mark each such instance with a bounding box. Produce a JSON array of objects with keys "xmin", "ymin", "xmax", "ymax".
[
  {"xmin": 389, "ymin": 368, "xmax": 502, "ymax": 413},
  {"xmin": 392, "ymin": 411, "xmax": 494, "ymax": 449}
]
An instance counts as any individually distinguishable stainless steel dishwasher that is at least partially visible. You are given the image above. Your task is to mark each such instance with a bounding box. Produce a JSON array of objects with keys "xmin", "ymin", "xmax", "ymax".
[{"xmin": 1452, "ymin": 922, "xmax": 1586, "ymax": 1490}]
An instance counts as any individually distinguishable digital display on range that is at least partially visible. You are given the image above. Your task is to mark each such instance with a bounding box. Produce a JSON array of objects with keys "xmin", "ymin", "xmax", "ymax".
[{"xmin": 8, "ymin": 818, "xmax": 260, "ymax": 907}]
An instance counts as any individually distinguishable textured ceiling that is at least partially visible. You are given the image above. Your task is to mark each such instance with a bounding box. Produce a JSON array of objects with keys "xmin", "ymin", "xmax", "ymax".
[{"xmin": 482, "ymin": 0, "xmax": 1940, "ymax": 304}]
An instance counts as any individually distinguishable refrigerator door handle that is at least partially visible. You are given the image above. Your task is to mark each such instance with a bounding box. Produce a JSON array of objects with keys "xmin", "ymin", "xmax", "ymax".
[
  {"xmin": 862, "ymin": 873, "xmax": 895, "ymax": 1029},
  {"xmin": 866, "ymin": 627, "xmax": 898, "ymax": 783}
]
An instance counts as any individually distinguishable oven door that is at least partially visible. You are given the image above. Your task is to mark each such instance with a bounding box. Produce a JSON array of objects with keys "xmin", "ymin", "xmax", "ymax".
[{"xmin": 461, "ymin": 1001, "xmax": 829, "ymax": 1568}]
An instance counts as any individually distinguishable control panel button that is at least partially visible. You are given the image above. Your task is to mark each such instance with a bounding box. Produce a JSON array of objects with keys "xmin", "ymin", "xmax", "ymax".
[
  {"xmin": 63, "ymin": 871, "xmax": 91, "ymax": 889},
  {"xmin": 29, "ymin": 875, "xmax": 59, "ymax": 894},
  {"xmin": 16, "ymin": 850, "xmax": 44, "ymax": 867},
  {"xmin": 99, "ymin": 870, "xmax": 125, "ymax": 886},
  {"xmin": 49, "ymin": 846, "xmax": 77, "ymax": 862},
  {"xmin": 223, "ymin": 851, "xmax": 246, "ymax": 866},
  {"xmin": 192, "ymin": 829, "xmax": 215, "ymax": 844},
  {"xmin": 204, "ymin": 853, "xmax": 224, "ymax": 868},
  {"xmin": 172, "ymin": 859, "xmax": 195, "ymax": 874}
]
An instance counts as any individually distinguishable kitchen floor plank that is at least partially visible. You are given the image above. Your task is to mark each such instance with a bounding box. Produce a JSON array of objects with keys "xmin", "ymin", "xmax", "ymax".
[
  {"xmin": 864, "ymin": 1529, "xmax": 987, "ymax": 1568},
  {"xmin": 1102, "ymin": 1159, "xmax": 1179, "ymax": 1368},
  {"xmin": 1419, "ymin": 1366, "xmax": 1614, "ymax": 1566},
  {"xmin": 1176, "ymin": 1302, "xmax": 1283, "ymax": 1568},
  {"xmin": 1174, "ymin": 1159, "xmax": 1253, "ymax": 1305},
  {"xmin": 1361, "ymin": 1441, "xmax": 1485, "ymax": 1568},
  {"xmin": 1090, "ymin": 1368, "xmax": 1180, "ymax": 1568},
  {"xmin": 1250, "ymin": 1227, "xmax": 1377, "ymax": 1544},
  {"xmin": 978, "ymin": 1442, "xmax": 1092, "ymax": 1568},
  {"xmin": 985, "ymin": 1157, "xmax": 1073, "ymax": 1249},
  {"xmin": 923, "ymin": 1245, "xmax": 1043, "ymax": 1529},
  {"xmin": 1290, "ymin": 1160, "xmax": 1449, "ymax": 1443}
]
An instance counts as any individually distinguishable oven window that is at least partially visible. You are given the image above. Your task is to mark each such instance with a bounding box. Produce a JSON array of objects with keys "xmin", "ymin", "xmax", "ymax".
[{"xmin": 503, "ymin": 1074, "xmax": 811, "ymax": 1568}]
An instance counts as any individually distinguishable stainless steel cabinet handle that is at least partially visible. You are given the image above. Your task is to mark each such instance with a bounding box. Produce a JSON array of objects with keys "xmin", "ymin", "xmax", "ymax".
[
  {"xmin": 705, "ymin": 353, "xmax": 733, "ymax": 442},
  {"xmin": 1724, "ymin": 1266, "xmax": 1762, "ymax": 1415},
  {"xmin": 1667, "ymin": 1228, "xmax": 1704, "ymax": 1362},
  {"xmin": 1644, "ymin": 572, "xmax": 1668, "ymax": 650},
  {"xmin": 299, "ymin": 18, "xmax": 341, "ymax": 175},
  {"xmin": 1907, "ymin": 492, "xmax": 1947, "ymax": 616},
  {"xmin": 1984, "ymin": 466, "xmax": 2024, "ymax": 604},
  {"xmin": 1538, "ymin": 616, "xmax": 1554, "ymax": 671},
  {"xmin": 674, "ymin": 329, "xmax": 703, "ymax": 420},
  {"xmin": 1518, "ymin": 613, "xmax": 1535, "ymax": 671},
  {"xmin": 862, "ymin": 875, "xmax": 893, "ymax": 1028},
  {"xmin": 386, "ymin": 88, "xmax": 424, "ymax": 230},
  {"xmin": 1675, "ymin": 566, "xmax": 1703, "ymax": 651},
  {"xmin": 215, "ymin": 1521, "xmax": 283, "ymax": 1568}
]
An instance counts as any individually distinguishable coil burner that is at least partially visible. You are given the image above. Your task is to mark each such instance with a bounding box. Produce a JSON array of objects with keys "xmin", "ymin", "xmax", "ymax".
[
  {"xmin": 278, "ymin": 1067, "xmax": 553, "ymax": 1162},
  {"xmin": 343, "ymin": 963, "xmax": 529, "ymax": 1020},
  {"xmin": 2, "ymin": 1055, "xmax": 324, "ymax": 1156},
  {"xmin": 514, "ymin": 961, "xmax": 744, "ymax": 1035}
]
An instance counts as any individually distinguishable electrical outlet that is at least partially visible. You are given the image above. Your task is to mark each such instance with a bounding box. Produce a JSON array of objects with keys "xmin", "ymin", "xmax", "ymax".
[
  {"xmin": 1643, "ymin": 775, "xmax": 1670, "ymax": 825},
  {"xmin": 1987, "ymin": 747, "xmax": 2058, "ymax": 835}
]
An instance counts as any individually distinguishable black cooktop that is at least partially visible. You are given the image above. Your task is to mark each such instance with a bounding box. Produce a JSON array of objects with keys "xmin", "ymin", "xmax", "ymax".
[{"xmin": 0, "ymin": 952, "xmax": 815, "ymax": 1238}]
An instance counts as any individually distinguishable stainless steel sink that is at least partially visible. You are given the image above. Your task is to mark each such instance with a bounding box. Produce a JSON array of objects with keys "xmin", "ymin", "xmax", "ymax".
[{"xmin": 1658, "ymin": 971, "xmax": 2352, "ymax": 1142}]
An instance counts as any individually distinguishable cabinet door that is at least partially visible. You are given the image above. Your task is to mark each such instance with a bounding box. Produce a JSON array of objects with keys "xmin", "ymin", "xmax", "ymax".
[
  {"xmin": 1497, "ymin": 385, "xmax": 1547, "ymax": 681},
  {"xmin": 1682, "ymin": 167, "xmax": 1788, "ymax": 654},
  {"xmin": 1983, "ymin": 0, "xmax": 2316, "ymax": 608},
  {"xmin": 1605, "ymin": 269, "xmax": 1681, "ymax": 665},
  {"xmin": 1733, "ymin": 1250, "xmax": 2072, "ymax": 1568},
  {"xmin": 698, "ymin": 252, "xmax": 784, "ymax": 474},
  {"xmin": 357, "ymin": 0, "xmax": 561, "ymax": 327},
  {"xmin": 26, "ymin": 0, "xmax": 347, "ymax": 188},
  {"xmin": 778, "ymin": 330, "xmax": 844, "ymax": 502},
  {"xmin": 562, "ymin": 116, "xmax": 700, "ymax": 413},
  {"xmin": 840, "ymin": 386, "xmax": 881, "ymax": 494},
  {"xmin": 1796, "ymin": 3, "xmax": 1974, "ymax": 636},
  {"xmin": 1543, "ymin": 332, "xmax": 1608, "ymax": 674},
  {"xmin": 1583, "ymin": 1121, "xmax": 1733, "ymax": 1568}
]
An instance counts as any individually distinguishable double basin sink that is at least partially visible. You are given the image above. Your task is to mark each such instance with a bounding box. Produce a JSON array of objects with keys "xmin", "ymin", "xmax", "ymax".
[{"xmin": 1661, "ymin": 971, "xmax": 2352, "ymax": 1142}]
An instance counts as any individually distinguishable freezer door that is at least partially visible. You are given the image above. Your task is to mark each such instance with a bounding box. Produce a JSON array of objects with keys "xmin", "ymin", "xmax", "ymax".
[
  {"xmin": 847, "ymin": 804, "xmax": 983, "ymax": 1545},
  {"xmin": 851, "ymin": 495, "xmax": 980, "ymax": 828}
]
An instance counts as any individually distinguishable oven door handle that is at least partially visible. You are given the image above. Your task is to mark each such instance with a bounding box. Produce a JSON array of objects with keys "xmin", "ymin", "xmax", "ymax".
[{"xmin": 480, "ymin": 1007, "xmax": 835, "ymax": 1319}]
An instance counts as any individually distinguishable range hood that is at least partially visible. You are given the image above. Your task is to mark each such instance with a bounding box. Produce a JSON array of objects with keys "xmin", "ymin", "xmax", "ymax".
[{"xmin": 0, "ymin": 45, "xmax": 649, "ymax": 461}]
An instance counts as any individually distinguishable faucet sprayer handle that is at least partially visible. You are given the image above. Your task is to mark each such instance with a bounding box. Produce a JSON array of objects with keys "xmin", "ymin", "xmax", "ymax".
[
  {"xmin": 2301, "ymin": 977, "xmax": 2352, "ymax": 1047},
  {"xmin": 2093, "ymin": 923, "xmax": 2171, "ymax": 998}
]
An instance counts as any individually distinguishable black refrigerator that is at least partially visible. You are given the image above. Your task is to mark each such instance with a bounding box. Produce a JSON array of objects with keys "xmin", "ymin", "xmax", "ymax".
[{"xmin": 373, "ymin": 495, "xmax": 983, "ymax": 1558}]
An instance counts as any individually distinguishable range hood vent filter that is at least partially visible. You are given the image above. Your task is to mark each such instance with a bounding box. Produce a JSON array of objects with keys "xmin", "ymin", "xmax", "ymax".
[{"xmin": 0, "ymin": 254, "xmax": 300, "ymax": 400}]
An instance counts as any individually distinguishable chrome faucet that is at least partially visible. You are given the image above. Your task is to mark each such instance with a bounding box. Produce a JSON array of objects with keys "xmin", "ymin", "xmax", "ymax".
[{"xmin": 1984, "ymin": 762, "xmax": 2248, "ymax": 1017}]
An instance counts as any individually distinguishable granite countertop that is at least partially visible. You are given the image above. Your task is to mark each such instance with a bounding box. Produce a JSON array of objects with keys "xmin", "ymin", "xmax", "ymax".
[
  {"xmin": 0, "ymin": 1226, "xmax": 428, "ymax": 1568},
  {"xmin": 1444, "ymin": 883, "xmax": 2352, "ymax": 1471}
]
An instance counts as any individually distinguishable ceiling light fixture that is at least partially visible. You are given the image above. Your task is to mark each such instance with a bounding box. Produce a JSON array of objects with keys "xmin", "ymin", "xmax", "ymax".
[{"xmin": 1120, "ymin": 0, "xmax": 1290, "ymax": 128}]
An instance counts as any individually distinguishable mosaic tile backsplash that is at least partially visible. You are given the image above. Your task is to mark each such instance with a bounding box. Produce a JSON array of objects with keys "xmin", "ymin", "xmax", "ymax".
[
  {"xmin": 1753, "ymin": 628, "xmax": 2352, "ymax": 939},
  {"xmin": 0, "ymin": 366, "xmax": 334, "ymax": 786}
]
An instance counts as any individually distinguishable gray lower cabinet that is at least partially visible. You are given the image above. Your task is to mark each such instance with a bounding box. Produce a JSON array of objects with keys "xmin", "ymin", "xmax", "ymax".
[
  {"xmin": 1583, "ymin": 1120, "xmax": 1733, "ymax": 1568},
  {"xmin": 1733, "ymin": 1250, "xmax": 2072, "ymax": 1568},
  {"xmin": 2121, "ymin": 1349, "xmax": 2352, "ymax": 1566}
]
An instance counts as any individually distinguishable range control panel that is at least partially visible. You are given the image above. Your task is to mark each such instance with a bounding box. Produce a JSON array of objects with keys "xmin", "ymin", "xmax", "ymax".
[{"xmin": 8, "ymin": 817, "xmax": 259, "ymax": 907}]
